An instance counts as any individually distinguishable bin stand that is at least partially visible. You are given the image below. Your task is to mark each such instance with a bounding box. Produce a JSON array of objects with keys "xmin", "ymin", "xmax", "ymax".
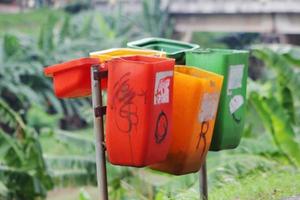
[
  {"xmin": 91, "ymin": 65, "xmax": 109, "ymax": 200},
  {"xmin": 199, "ymin": 160, "xmax": 208, "ymax": 200}
]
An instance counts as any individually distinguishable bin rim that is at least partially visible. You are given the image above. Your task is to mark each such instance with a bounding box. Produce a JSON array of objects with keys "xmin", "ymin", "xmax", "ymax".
[
  {"xmin": 127, "ymin": 37, "xmax": 200, "ymax": 56},
  {"xmin": 175, "ymin": 65, "xmax": 224, "ymax": 80},
  {"xmin": 186, "ymin": 48, "xmax": 249, "ymax": 55},
  {"xmin": 89, "ymin": 47, "xmax": 164, "ymax": 57},
  {"xmin": 108, "ymin": 55, "xmax": 175, "ymax": 65},
  {"xmin": 44, "ymin": 57, "xmax": 99, "ymax": 77}
]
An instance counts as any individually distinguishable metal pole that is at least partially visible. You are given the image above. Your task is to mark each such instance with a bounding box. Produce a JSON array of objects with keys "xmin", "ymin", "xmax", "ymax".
[
  {"xmin": 91, "ymin": 66, "xmax": 108, "ymax": 200},
  {"xmin": 199, "ymin": 160, "xmax": 208, "ymax": 200}
]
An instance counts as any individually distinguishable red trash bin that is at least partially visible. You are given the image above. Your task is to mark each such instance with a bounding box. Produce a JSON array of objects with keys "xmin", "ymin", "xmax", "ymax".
[
  {"xmin": 44, "ymin": 58, "xmax": 105, "ymax": 98},
  {"xmin": 105, "ymin": 55, "xmax": 175, "ymax": 167}
]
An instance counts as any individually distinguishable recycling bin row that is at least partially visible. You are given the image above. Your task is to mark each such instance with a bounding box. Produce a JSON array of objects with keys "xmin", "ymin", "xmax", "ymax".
[{"xmin": 44, "ymin": 37, "xmax": 248, "ymax": 175}]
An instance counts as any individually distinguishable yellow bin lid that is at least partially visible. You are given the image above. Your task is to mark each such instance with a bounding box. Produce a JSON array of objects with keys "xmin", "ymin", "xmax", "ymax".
[{"xmin": 89, "ymin": 48, "xmax": 166, "ymax": 62}]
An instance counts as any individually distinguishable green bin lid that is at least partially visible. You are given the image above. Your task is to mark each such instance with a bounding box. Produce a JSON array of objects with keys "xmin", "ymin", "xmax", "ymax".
[{"xmin": 127, "ymin": 37, "xmax": 199, "ymax": 62}]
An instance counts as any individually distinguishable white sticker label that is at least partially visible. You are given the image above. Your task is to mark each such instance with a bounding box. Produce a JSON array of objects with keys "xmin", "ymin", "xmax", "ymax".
[
  {"xmin": 229, "ymin": 95, "xmax": 244, "ymax": 114},
  {"xmin": 198, "ymin": 92, "xmax": 220, "ymax": 123},
  {"xmin": 227, "ymin": 64, "xmax": 244, "ymax": 93},
  {"xmin": 154, "ymin": 71, "xmax": 173, "ymax": 105}
]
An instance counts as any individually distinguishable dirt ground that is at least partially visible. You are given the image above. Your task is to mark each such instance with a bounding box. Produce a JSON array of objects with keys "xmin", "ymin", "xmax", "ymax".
[{"xmin": 47, "ymin": 186, "xmax": 98, "ymax": 200}]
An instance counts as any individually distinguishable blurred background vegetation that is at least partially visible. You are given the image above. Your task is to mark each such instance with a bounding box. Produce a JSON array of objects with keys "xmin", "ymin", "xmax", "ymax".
[{"xmin": 0, "ymin": 0, "xmax": 300, "ymax": 200}]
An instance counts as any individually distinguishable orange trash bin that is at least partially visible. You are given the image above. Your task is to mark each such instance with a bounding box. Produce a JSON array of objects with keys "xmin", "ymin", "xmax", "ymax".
[
  {"xmin": 151, "ymin": 66, "xmax": 223, "ymax": 175},
  {"xmin": 105, "ymin": 55, "xmax": 175, "ymax": 167},
  {"xmin": 44, "ymin": 58, "xmax": 101, "ymax": 98}
]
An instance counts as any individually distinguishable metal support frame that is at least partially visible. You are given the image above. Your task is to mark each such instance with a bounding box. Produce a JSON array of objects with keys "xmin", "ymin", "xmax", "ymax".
[
  {"xmin": 199, "ymin": 160, "xmax": 208, "ymax": 200},
  {"xmin": 91, "ymin": 65, "xmax": 109, "ymax": 200}
]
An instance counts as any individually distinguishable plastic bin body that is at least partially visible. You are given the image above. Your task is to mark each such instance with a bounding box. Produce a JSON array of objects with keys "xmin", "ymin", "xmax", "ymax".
[
  {"xmin": 106, "ymin": 55, "xmax": 175, "ymax": 167},
  {"xmin": 151, "ymin": 66, "xmax": 223, "ymax": 175},
  {"xmin": 89, "ymin": 48, "xmax": 165, "ymax": 62},
  {"xmin": 127, "ymin": 38, "xmax": 199, "ymax": 64},
  {"xmin": 186, "ymin": 49, "xmax": 249, "ymax": 151},
  {"xmin": 44, "ymin": 58, "xmax": 100, "ymax": 98}
]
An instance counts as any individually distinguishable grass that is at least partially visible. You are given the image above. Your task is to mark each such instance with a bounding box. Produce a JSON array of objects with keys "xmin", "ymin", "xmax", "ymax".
[
  {"xmin": 0, "ymin": 8, "xmax": 65, "ymax": 36},
  {"xmin": 46, "ymin": 167, "xmax": 300, "ymax": 200},
  {"xmin": 210, "ymin": 169, "xmax": 300, "ymax": 200}
]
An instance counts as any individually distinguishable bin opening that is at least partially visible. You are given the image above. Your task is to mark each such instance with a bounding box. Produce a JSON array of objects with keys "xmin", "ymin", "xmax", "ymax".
[
  {"xmin": 139, "ymin": 43, "xmax": 187, "ymax": 52},
  {"xmin": 116, "ymin": 55, "xmax": 174, "ymax": 64},
  {"xmin": 175, "ymin": 65, "xmax": 221, "ymax": 80},
  {"xmin": 90, "ymin": 48, "xmax": 163, "ymax": 58},
  {"xmin": 127, "ymin": 38, "xmax": 199, "ymax": 56}
]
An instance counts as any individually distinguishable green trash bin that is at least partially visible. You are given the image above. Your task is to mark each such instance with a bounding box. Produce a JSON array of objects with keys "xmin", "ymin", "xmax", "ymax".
[
  {"xmin": 186, "ymin": 49, "xmax": 249, "ymax": 151},
  {"xmin": 127, "ymin": 37, "xmax": 199, "ymax": 64}
]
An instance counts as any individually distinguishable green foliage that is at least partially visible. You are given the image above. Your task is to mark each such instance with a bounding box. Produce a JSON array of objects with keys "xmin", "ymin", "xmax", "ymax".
[
  {"xmin": 0, "ymin": 100, "xmax": 53, "ymax": 199},
  {"xmin": 192, "ymin": 32, "xmax": 228, "ymax": 49},
  {"xmin": 40, "ymin": 128, "xmax": 97, "ymax": 187},
  {"xmin": 279, "ymin": 85, "xmax": 295, "ymax": 124},
  {"xmin": 0, "ymin": 131, "xmax": 53, "ymax": 200},
  {"xmin": 26, "ymin": 105, "xmax": 60, "ymax": 132},
  {"xmin": 0, "ymin": 33, "xmax": 64, "ymax": 120},
  {"xmin": 252, "ymin": 45, "xmax": 300, "ymax": 99},
  {"xmin": 250, "ymin": 45, "xmax": 300, "ymax": 169},
  {"xmin": 38, "ymin": 14, "xmax": 58, "ymax": 52},
  {"xmin": 78, "ymin": 188, "xmax": 92, "ymax": 200},
  {"xmin": 250, "ymin": 92, "xmax": 300, "ymax": 167},
  {"xmin": 140, "ymin": 0, "xmax": 173, "ymax": 38},
  {"xmin": 0, "ymin": 181, "xmax": 8, "ymax": 199},
  {"xmin": 0, "ymin": 9, "xmax": 65, "ymax": 37},
  {"xmin": 3, "ymin": 34, "xmax": 21, "ymax": 59},
  {"xmin": 261, "ymin": 44, "xmax": 300, "ymax": 68},
  {"xmin": 0, "ymin": 99, "xmax": 26, "ymax": 135},
  {"xmin": 0, "ymin": 13, "xmax": 96, "ymax": 129}
]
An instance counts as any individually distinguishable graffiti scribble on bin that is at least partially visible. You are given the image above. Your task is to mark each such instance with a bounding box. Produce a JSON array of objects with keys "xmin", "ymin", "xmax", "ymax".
[
  {"xmin": 112, "ymin": 73, "xmax": 147, "ymax": 133},
  {"xmin": 196, "ymin": 121, "xmax": 209, "ymax": 162},
  {"xmin": 155, "ymin": 111, "xmax": 168, "ymax": 144},
  {"xmin": 112, "ymin": 72, "xmax": 139, "ymax": 133}
]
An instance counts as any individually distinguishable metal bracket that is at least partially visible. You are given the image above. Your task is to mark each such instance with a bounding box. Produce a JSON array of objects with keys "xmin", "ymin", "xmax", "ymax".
[
  {"xmin": 94, "ymin": 106, "xmax": 107, "ymax": 117},
  {"xmin": 92, "ymin": 65, "xmax": 108, "ymax": 81},
  {"xmin": 102, "ymin": 141, "xmax": 107, "ymax": 151}
]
